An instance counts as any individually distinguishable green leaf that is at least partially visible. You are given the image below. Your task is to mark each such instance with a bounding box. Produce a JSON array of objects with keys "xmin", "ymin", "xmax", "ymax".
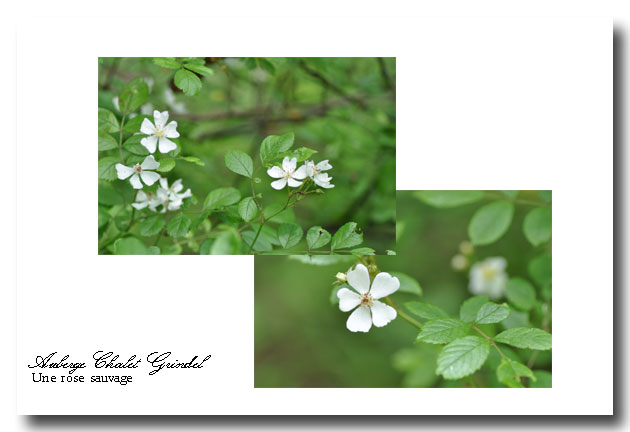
[
  {"xmin": 523, "ymin": 207, "xmax": 552, "ymax": 246},
  {"xmin": 436, "ymin": 336, "xmax": 490, "ymax": 380},
  {"xmin": 138, "ymin": 215, "xmax": 166, "ymax": 237},
  {"xmin": 209, "ymin": 230, "xmax": 241, "ymax": 255},
  {"xmin": 166, "ymin": 213, "xmax": 192, "ymax": 238},
  {"xmin": 277, "ymin": 146, "xmax": 318, "ymax": 162},
  {"xmin": 147, "ymin": 246, "xmax": 161, "ymax": 255},
  {"xmin": 98, "ymin": 108, "xmax": 119, "ymax": 133},
  {"xmin": 417, "ymin": 318, "xmax": 469, "ymax": 344},
  {"xmin": 459, "ymin": 296, "xmax": 489, "ymax": 323},
  {"xmin": 390, "ymin": 272, "xmax": 422, "ymax": 295},
  {"xmin": 263, "ymin": 204, "xmax": 296, "ymax": 224},
  {"xmin": 506, "ymin": 278, "xmax": 537, "ymax": 311},
  {"xmin": 331, "ymin": 222, "xmax": 363, "ymax": 250},
  {"xmin": 260, "ymin": 132, "xmax": 295, "ymax": 163},
  {"xmin": 153, "ymin": 57, "xmax": 181, "ymax": 69},
  {"xmin": 113, "ymin": 237, "xmax": 148, "ymax": 255},
  {"xmin": 98, "ymin": 156, "xmax": 118, "ymax": 181},
  {"xmin": 156, "ymin": 157, "xmax": 176, "ymax": 173},
  {"xmin": 538, "ymin": 190, "xmax": 552, "ymax": 202},
  {"xmin": 199, "ymin": 239, "xmax": 213, "ymax": 255},
  {"xmin": 98, "ymin": 206, "xmax": 110, "ymax": 228},
  {"xmin": 306, "ymin": 226, "xmax": 331, "ymax": 250},
  {"xmin": 180, "ymin": 156, "xmax": 206, "ymax": 166},
  {"xmin": 497, "ymin": 358, "xmax": 535, "ymax": 388},
  {"xmin": 414, "ymin": 190, "xmax": 484, "ymax": 208},
  {"xmin": 122, "ymin": 135, "xmax": 149, "ymax": 156},
  {"xmin": 123, "ymin": 115, "xmax": 150, "ymax": 133},
  {"xmin": 98, "ymin": 183, "xmax": 124, "ymax": 206},
  {"xmin": 405, "ymin": 301, "xmax": 449, "ymax": 320},
  {"xmin": 529, "ymin": 253, "xmax": 552, "ymax": 286},
  {"xmin": 531, "ymin": 370, "xmax": 552, "ymax": 388},
  {"xmin": 203, "ymin": 187, "xmax": 241, "ymax": 211},
  {"xmin": 501, "ymin": 190, "xmax": 519, "ymax": 199},
  {"xmin": 174, "ymin": 68, "xmax": 202, "ymax": 96},
  {"xmin": 468, "ymin": 201, "xmax": 514, "ymax": 245},
  {"xmin": 118, "ymin": 77, "xmax": 148, "ymax": 113},
  {"xmin": 238, "ymin": 197, "xmax": 258, "ymax": 222},
  {"xmin": 183, "ymin": 62, "xmax": 214, "ymax": 76},
  {"xmin": 242, "ymin": 230, "xmax": 273, "ymax": 252},
  {"xmin": 225, "ymin": 150, "xmax": 254, "ymax": 177},
  {"xmin": 494, "ymin": 327, "xmax": 552, "ymax": 350},
  {"xmin": 351, "ymin": 247, "xmax": 376, "ymax": 255},
  {"xmin": 98, "ymin": 131, "xmax": 117, "ymax": 151},
  {"xmin": 277, "ymin": 223, "xmax": 303, "ymax": 248},
  {"xmin": 386, "ymin": 250, "xmax": 397, "ymax": 255},
  {"xmin": 475, "ymin": 302, "xmax": 510, "ymax": 324}
]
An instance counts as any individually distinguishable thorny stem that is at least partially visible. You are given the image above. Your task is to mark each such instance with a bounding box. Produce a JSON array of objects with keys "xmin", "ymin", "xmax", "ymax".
[{"xmin": 384, "ymin": 297, "xmax": 422, "ymax": 330}]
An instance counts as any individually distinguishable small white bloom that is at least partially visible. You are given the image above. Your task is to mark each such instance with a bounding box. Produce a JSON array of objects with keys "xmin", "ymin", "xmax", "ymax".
[
  {"xmin": 155, "ymin": 178, "xmax": 192, "ymax": 212},
  {"xmin": 451, "ymin": 254, "xmax": 468, "ymax": 271},
  {"xmin": 337, "ymin": 264, "xmax": 400, "ymax": 333},
  {"xmin": 267, "ymin": 157, "xmax": 307, "ymax": 190},
  {"xmin": 305, "ymin": 160, "xmax": 334, "ymax": 189},
  {"xmin": 336, "ymin": 272, "xmax": 347, "ymax": 283},
  {"xmin": 115, "ymin": 155, "xmax": 161, "ymax": 189},
  {"xmin": 469, "ymin": 257, "xmax": 508, "ymax": 300},
  {"xmin": 132, "ymin": 190, "xmax": 160, "ymax": 211},
  {"xmin": 140, "ymin": 110, "xmax": 179, "ymax": 154}
]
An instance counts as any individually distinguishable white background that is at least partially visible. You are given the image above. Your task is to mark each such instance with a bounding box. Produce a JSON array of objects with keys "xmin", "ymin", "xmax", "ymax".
[{"xmin": 1, "ymin": 0, "xmax": 626, "ymax": 429}]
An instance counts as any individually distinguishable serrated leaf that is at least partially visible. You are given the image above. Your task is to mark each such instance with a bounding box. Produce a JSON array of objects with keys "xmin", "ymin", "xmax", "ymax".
[
  {"xmin": 122, "ymin": 135, "xmax": 149, "ymax": 155},
  {"xmin": 459, "ymin": 296, "xmax": 490, "ymax": 323},
  {"xmin": 98, "ymin": 131, "xmax": 117, "ymax": 151},
  {"xmin": 209, "ymin": 229, "xmax": 241, "ymax": 255},
  {"xmin": 138, "ymin": 215, "xmax": 165, "ymax": 237},
  {"xmin": 506, "ymin": 278, "xmax": 537, "ymax": 311},
  {"xmin": 225, "ymin": 150, "xmax": 253, "ymax": 177},
  {"xmin": 405, "ymin": 301, "xmax": 450, "ymax": 320},
  {"xmin": 436, "ymin": 336, "xmax": 490, "ymax": 380},
  {"xmin": 277, "ymin": 146, "xmax": 318, "ymax": 162},
  {"xmin": 523, "ymin": 207, "xmax": 552, "ymax": 246},
  {"xmin": 351, "ymin": 247, "xmax": 375, "ymax": 255},
  {"xmin": 98, "ymin": 108, "xmax": 119, "ymax": 133},
  {"xmin": 174, "ymin": 68, "xmax": 202, "ymax": 96},
  {"xmin": 119, "ymin": 77, "xmax": 148, "ymax": 114},
  {"xmin": 494, "ymin": 327, "xmax": 552, "ymax": 350},
  {"xmin": 414, "ymin": 190, "xmax": 484, "ymax": 208},
  {"xmin": 98, "ymin": 156, "xmax": 118, "ymax": 181},
  {"xmin": 203, "ymin": 187, "xmax": 241, "ymax": 211},
  {"xmin": 306, "ymin": 226, "xmax": 331, "ymax": 250},
  {"xmin": 331, "ymin": 222, "xmax": 363, "ymax": 250},
  {"xmin": 468, "ymin": 201, "xmax": 514, "ymax": 246},
  {"xmin": 238, "ymin": 197, "xmax": 258, "ymax": 222},
  {"xmin": 260, "ymin": 132, "xmax": 294, "ymax": 163},
  {"xmin": 166, "ymin": 213, "xmax": 191, "ymax": 238},
  {"xmin": 277, "ymin": 223, "xmax": 303, "ymax": 248},
  {"xmin": 156, "ymin": 157, "xmax": 176, "ymax": 173},
  {"xmin": 529, "ymin": 253, "xmax": 552, "ymax": 286},
  {"xmin": 475, "ymin": 302, "xmax": 510, "ymax": 324},
  {"xmin": 242, "ymin": 230, "xmax": 273, "ymax": 252},
  {"xmin": 417, "ymin": 318, "xmax": 469, "ymax": 344},
  {"xmin": 153, "ymin": 57, "xmax": 181, "ymax": 69},
  {"xmin": 183, "ymin": 62, "xmax": 214, "ymax": 76},
  {"xmin": 497, "ymin": 357, "xmax": 535, "ymax": 388},
  {"xmin": 390, "ymin": 272, "xmax": 422, "ymax": 295}
]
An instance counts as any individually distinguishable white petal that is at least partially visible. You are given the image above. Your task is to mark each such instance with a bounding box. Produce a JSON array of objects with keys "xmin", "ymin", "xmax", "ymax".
[
  {"xmin": 267, "ymin": 166, "xmax": 285, "ymax": 179},
  {"xmin": 270, "ymin": 178, "xmax": 287, "ymax": 190},
  {"xmin": 158, "ymin": 137, "xmax": 178, "ymax": 154},
  {"xmin": 129, "ymin": 173, "xmax": 143, "ymax": 189},
  {"xmin": 140, "ymin": 155, "xmax": 160, "ymax": 170},
  {"xmin": 140, "ymin": 118, "xmax": 156, "ymax": 135},
  {"xmin": 159, "ymin": 177, "xmax": 169, "ymax": 189},
  {"xmin": 163, "ymin": 121, "xmax": 180, "ymax": 138},
  {"xmin": 168, "ymin": 199, "xmax": 183, "ymax": 211},
  {"xmin": 140, "ymin": 170, "xmax": 160, "ymax": 186},
  {"xmin": 141, "ymin": 136, "xmax": 158, "ymax": 153},
  {"xmin": 282, "ymin": 156, "xmax": 296, "ymax": 172},
  {"xmin": 337, "ymin": 288, "xmax": 361, "ymax": 312},
  {"xmin": 293, "ymin": 165, "xmax": 307, "ymax": 180},
  {"xmin": 177, "ymin": 189, "xmax": 192, "ymax": 200},
  {"xmin": 346, "ymin": 306, "xmax": 372, "ymax": 332},
  {"xmin": 287, "ymin": 177, "xmax": 303, "ymax": 188},
  {"xmin": 369, "ymin": 272, "xmax": 400, "ymax": 299},
  {"xmin": 154, "ymin": 110, "xmax": 169, "ymax": 128},
  {"xmin": 115, "ymin": 164, "xmax": 134, "ymax": 180},
  {"xmin": 346, "ymin": 264, "xmax": 370, "ymax": 294},
  {"xmin": 136, "ymin": 190, "xmax": 148, "ymax": 201},
  {"xmin": 132, "ymin": 201, "xmax": 148, "ymax": 210},
  {"xmin": 171, "ymin": 179, "xmax": 183, "ymax": 193},
  {"xmin": 316, "ymin": 160, "xmax": 332, "ymax": 171},
  {"xmin": 370, "ymin": 300, "xmax": 397, "ymax": 327}
]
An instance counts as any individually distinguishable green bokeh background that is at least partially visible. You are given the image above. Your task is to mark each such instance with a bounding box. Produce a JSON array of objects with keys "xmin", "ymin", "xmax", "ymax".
[
  {"xmin": 98, "ymin": 57, "xmax": 396, "ymax": 253},
  {"xmin": 254, "ymin": 191, "xmax": 552, "ymax": 387}
]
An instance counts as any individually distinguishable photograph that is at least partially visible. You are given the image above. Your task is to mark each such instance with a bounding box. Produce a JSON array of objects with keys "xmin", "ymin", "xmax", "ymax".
[
  {"xmin": 255, "ymin": 190, "xmax": 552, "ymax": 388},
  {"xmin": 98, "ymin": 57, "xmax": 396, "ymax": 255}
]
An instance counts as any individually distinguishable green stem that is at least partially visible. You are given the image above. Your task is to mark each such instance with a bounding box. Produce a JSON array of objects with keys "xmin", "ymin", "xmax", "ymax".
[
  {"xmin": 118, "ymin": 114, "xmax": 126, "ymax": 162},
  {"xmin": 471, "ymin": 324, "xmax": 506, "ymax": 358},
  {"xmin": 384, "ymin": 297, "xmax": 422, "ymax": 329}
]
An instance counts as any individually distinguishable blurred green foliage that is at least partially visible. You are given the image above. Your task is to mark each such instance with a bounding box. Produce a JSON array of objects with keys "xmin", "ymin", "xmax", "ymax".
[
  {"xmin": 98, "ymin": 57, "xmax": 396, "ymax": 253},
  {"xmin": 255, "ymin": 191, "xmax": 551, "ymax": 387}
]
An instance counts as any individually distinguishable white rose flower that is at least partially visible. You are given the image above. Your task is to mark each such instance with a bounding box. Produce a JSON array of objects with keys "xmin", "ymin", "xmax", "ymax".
[
  {"xmin": 156, "ymin": 178, "xmax": 192, "ymax": 212},
  {"xmin": 266, "ymin": 157, "xmax": 307, "ymax": 190},
  {"xmin": 132, "ymin": 190, "xmax": 160, "ymax": 211},
  {"xmin": 337, "ymin": 264, "xmax": 400, "ymax": 333},
  {"xmin": 305, "ymin": 160, "xmax": 334, "ymax": 189},
  {"xmin": 140, "ymin": 110, "xmax": 179, "ymax": 154},
  {"xmin": 115, "ymin": 155, "xmax": 161, "ymax": 189},
  {"xmin": 469, "ymin": 257, "xmax": 508, "ymax": 300}
]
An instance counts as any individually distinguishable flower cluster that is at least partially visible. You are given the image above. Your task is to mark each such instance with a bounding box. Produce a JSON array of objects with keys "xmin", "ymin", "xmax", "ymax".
[
  {"xmin": 267, "ymin": 157, "xmax": 334, "ymax": 190},
  {"xmin": 468, "ymin": 257, "xmax": 508, "ymax": 300},
  {"xmin": 115, "ymin": 110, "xmax": 192, "ymax": 212}
]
